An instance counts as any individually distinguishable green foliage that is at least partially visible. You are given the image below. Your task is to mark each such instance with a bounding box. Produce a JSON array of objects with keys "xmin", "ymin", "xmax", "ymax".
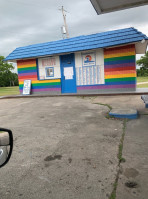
[
  {"xmin": 136, "ymin": 51, "xmax": 148, "ymax": 77},
  {"xmin": 137, "ymin": 51, "xmax": 148, "ymax": 68},
  {"xmin": 137, "ymin": 68, "xmax": 148, "ymax": 77},
  {"xmin": 0, "ymin": 56, "xmax": 18, "ymax": 87}
]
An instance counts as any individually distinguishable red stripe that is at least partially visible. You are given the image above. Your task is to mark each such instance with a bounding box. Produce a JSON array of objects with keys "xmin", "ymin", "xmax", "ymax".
[
  {"xmin": 17, "ymin": 59, "xmax": 36, "ymax": 66},
  {"xmin": 18, "ymin": 75, "xmax": 37, "ymax": 80},
  {"xmin": 105, "ymin": 66, "xmax": 135, "ymax": 72},
  {"xmin": 104, "ymin": 44, "xmax": 135, "ymax": 55}
]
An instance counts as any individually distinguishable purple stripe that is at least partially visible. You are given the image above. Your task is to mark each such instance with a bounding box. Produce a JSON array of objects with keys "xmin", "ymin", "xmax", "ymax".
[
  {"xmin": 18, "ymin": 72, "xmax": 37, "ymax": 77},
  {"xmin": 32, "ymin": 88, "xmax": 61, "ymax": 92},
  {"xmin": 105, "ymin": 63, "xmax": 135, "ymax": 69},
  {"xmin": 77, "ymin": 84, "xmax": 135, "ymax": 90}
]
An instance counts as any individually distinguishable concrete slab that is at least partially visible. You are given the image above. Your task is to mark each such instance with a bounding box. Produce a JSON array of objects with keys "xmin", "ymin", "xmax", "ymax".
[
  {"xmin": 92, "ymin": 95, "xmax": 148, "ymax": 115},
  {"xmin": 109, "ymin": 109, "xmax": 138, "ymax": 119}
]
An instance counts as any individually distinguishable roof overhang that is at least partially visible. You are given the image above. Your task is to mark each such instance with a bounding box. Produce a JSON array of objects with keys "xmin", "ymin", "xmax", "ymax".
[
  {"xmin": 90, "ymin": 0, "xmax": 148, "ymax": 14},
  {"xmin": 5, "ymin": 41, "xmax": 148, "ymax": 63},
  {"xmin": 135, "ymin": 40, "xmax": 148, "ymax": 54}
]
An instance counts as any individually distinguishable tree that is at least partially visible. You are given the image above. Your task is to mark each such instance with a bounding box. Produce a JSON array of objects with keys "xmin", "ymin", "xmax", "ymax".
[
  {"xmin": 136, "ymin": 51, "xmax": 148, "ymax": 77},
  {"xmin": 0, "ymin": 56, "xmax": 18, "ymax": 87}
]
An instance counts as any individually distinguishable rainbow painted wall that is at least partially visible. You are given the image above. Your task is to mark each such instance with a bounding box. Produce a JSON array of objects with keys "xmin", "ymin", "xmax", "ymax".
[
  {"xmin": 17, "ymin": 44, "xmax": 136, "ymax": 95},
  {"xmin": 77, "ymin": 44, "xmax": 136, "ymax": 94},
  {"xmin": 18, "ymin": 59, "xmax": 61, "ymax": 94}
]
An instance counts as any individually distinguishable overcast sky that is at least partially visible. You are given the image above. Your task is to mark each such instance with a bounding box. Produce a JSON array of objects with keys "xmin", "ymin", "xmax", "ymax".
[{"xmin": 1, "ymin": 0, "xmax": 148, "ymax": 71}]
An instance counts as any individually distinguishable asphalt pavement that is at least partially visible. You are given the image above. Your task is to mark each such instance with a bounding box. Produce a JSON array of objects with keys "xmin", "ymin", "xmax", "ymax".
[{"xmin": 0, "ymin": 95, "xmax": 147, "ymax": 199}]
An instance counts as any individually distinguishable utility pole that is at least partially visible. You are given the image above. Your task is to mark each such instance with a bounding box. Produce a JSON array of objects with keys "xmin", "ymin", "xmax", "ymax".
[{"xmin": 59, "ymin": 6, "xmax": 69, "ymax": 39}]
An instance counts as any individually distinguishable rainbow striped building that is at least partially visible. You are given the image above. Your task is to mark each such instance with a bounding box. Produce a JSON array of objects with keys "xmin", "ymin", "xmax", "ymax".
[{"xmin": 5, "ymin": 28, "xmax": 148, "ymax": 95}]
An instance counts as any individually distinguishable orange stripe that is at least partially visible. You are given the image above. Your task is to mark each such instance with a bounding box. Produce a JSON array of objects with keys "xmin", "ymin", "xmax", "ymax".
[
  {"xmin": 19, "ymin": 78, "xmax": 37, "ymax": 84},
  {"xmin": 17, "ymin": 63, "xmax": 36, "ymax": 68},
  {"xmin": 104, "ymin": 51, "xmax": 135, "ymax": 58},
  {"xmin": 105, "ymin": 70, "xmax": 136, "ymax": 75},
  {"xmin": 105, "ymin": 73, "xmax": 136, "ymax": 79},
  {"xmin": 104, "ymin": 48, "xmax": 135, "ymax": 55}
]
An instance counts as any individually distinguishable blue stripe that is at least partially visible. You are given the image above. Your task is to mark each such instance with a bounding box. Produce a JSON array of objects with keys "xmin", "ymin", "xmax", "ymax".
[
  {"xmin": 104, "ymin": 59, "xmax": 135, "ymax": 65},
  {"xmin": 105, "ymin": 81, "xmax": 136, "ymax": 85},
  {"xmin": 36, "ymin": 59, "xmax": 40, "ymax": 80},
  {"xmin": 18, "ymin": 69, "xmax": 37, "ymax": 74},
  {"xmin": 19, "ymin": 85, "xmax": 61, "ymax": 90}
]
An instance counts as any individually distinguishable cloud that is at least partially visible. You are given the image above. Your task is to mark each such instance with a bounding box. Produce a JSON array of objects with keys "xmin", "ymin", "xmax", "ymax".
[{"xmin": 0, "ymin": 0, "xmax": 148, "ymax": 59}]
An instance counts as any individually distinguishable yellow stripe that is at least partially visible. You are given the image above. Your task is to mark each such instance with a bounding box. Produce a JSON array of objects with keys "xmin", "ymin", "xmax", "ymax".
[
  {"xmin": 17, "ymin": 63, "xmax": 37, "ymax": 68},
  {"xmin": 105, "ymin": 73, "xmax": 136, "ymax": 79},
  {"xmin": 104, "ymin": 51, "xmax": 135, "ymax": 59},
  {"xmin": 19, "ymin": 79, "xmax": 61, "ymax": 84}
]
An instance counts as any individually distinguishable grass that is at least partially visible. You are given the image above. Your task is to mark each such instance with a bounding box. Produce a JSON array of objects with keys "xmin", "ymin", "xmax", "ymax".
[
  {"xmin": 137, "ymin": 76, "xmax": 148, "ymax": 83},
  {"xmin": 137, "ymin": 77, "xmax": 148, "ymax": 88},
  {"xmin": 109, "ymin": 182, "xmax": 118, "ymax": 199},
  {"xmin": 109, "ymin": 119, "xmax": 127, "ymax": 199},
  {"xmin": 0, "ymin": 86, "xmax": 20, "ymax": 96},
  {"xmin": 94, "ymin": 103, "xmax": 112, "ymax": 111},
  {"xmin": 137, "ymin": 83, "xmax": 148, "ymax": 88},
  {"xmin": 94, "ymin": 103, "xmax": 113, "ymax": 119}
]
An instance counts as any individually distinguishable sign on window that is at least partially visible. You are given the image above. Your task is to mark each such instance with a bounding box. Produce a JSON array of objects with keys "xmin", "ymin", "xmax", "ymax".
[
  {"xmin": 42, "ymin": 57, "xmax": 56, "ymax": 66},
  {"xmin": 82, "ymin": 53, "xmax": 96, "ymax": 66},
  {"xmin": 64, "ymin": 67, "xmax": 73, "ymax": 79},
  {"xmin": 45, "ymin": 67, "xmax": 54, "ymax": 77}
]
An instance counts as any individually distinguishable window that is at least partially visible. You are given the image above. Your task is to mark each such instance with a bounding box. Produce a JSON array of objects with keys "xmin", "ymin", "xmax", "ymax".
[
  {"xmin": 45, "ymin": 67, "xmax": 54, "ymax": 77},
  {"xmin": 38, "ymin": 56, "xmax": 61, "ymax": 80}
]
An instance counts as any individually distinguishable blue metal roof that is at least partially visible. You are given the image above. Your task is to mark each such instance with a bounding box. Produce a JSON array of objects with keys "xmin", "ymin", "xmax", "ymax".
[{"xmin": 5, "ymin": 27, "xmax": 148, "ymax": 61}]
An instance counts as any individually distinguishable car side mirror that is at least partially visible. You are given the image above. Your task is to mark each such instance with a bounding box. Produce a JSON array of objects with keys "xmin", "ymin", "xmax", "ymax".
[{"xmin": 0, "ymin": 128, "xmax": 13, "ymax": 168}]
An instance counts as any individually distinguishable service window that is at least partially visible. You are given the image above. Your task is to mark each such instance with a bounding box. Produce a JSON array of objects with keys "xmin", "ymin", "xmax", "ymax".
[
  {"xmin": 38, "ymin": 56, "xmax": 61, "ymax": 80},
  {"xmin": 45, "ymin": 67, "xmax": 54, "ymax": 77}
]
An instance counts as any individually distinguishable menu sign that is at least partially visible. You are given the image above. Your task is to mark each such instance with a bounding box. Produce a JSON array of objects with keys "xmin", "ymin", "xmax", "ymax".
[{"xmin": 23, "ymin": 80, "xmax": 31, "ymax": 95}]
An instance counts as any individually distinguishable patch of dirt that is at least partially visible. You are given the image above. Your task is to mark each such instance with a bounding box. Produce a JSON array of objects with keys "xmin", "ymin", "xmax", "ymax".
[
  {"xmin": 68, "ymin": 158, "xmax": 72, "ymax": 164},
  {"xmin": 125, "ymin": 181, "xmax": 138, "ymax": 188},
  {"xmin": 124, "ymin": 168, "xmax": 139, "ymax": 178},
  {"xmin": 44, "ymin": 154, "xmax": 62, "ymax": 161}
]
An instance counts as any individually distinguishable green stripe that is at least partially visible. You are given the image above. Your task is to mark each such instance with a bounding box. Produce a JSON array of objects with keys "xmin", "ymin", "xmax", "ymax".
[
  {"xmin": 105, "ymin": 77, "xmax": 136, "ymax": 82},
  {"xmin": 104, "ymin": 55, "xmax": 135, "ymax": 62},
  {"xmin": 18, "ymin": 66, "xmax": 36, "ymax": 71},
  {"xmin": 19, "ymin": 82, "xmax": 61, "ymax": 87}
]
